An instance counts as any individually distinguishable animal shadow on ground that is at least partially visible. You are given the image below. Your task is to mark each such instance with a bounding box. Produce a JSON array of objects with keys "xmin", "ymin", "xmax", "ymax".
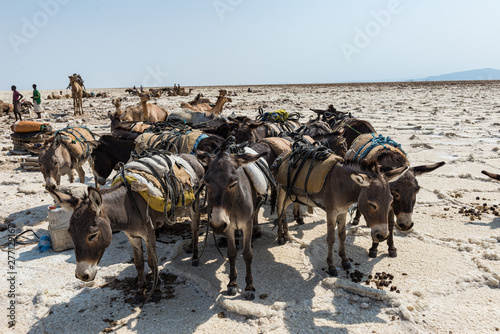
[
  {"xmin": 301, "ymin": 223, "xmax": 389, "ymax": 327},
  {"xmin": 26, "ymin": 231, "xmax": 215, "ymax": 334},
  {"xmin": 467, "ymin": 217, "xmax": 500, "ymax": 230}
]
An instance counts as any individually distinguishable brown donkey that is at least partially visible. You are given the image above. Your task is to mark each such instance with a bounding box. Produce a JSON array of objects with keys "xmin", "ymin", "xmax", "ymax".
[
  {"xmin": 196, "ymin": 148, "xmax": 268, "ymax": 300},
  {"xmin": 49, "ymin": 153, "xmax": 204, "ymax": 303},
  {"xmin": 275, "ymin": 157, "xmax": 408, "ymax": 277}
]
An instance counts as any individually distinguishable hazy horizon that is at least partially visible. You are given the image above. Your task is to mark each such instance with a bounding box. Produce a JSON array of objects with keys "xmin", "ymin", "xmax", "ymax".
[{"xmin": 2, "ymin": 0, "xmax": 500, "ymax": 90}]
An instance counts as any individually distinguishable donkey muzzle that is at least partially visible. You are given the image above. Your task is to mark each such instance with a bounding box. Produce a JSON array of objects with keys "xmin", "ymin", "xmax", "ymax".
[
  {"xmin": 75, "ymin": 261, "xmax": 97, "ymax": 282},
  {"xmin": 371, "ymin": 227, "xmax": 389, "ymax": 243},
  {"xmin": 210, "ymin": 207, "xmax": 230, "ymax": 235},
  {"xmin": 395, "ymin": 212, "xmax": 414, "ymax": 231}
]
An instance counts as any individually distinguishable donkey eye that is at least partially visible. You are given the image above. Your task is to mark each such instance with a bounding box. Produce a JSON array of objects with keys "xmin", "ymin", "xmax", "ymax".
[
  {"xmin": 368, "ymin": 202, "xmax": 377, "ymax": 210},
  {"xmin": 88, "ymin": 233, "xmax": 98, "ymax": 242},
  {"xmin": 53, "ymin": 161, "xmax": 58, "ymax": 166},
  {"xmin": 392, "ymin": 192, "xmax": 400, "ymax": 200},
  {"xmin": 229, "ymin": 181, "xmax": 238, "ymax": 189}
]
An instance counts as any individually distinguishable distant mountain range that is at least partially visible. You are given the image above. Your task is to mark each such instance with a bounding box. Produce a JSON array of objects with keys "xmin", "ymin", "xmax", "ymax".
[{"xmin": 413, "ymin": 68, "xmax": 500, "ymax": 81}]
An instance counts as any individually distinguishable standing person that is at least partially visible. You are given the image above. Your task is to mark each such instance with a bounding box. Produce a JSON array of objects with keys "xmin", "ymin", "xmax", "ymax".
[
  {"xmin": 11, "ymin": 85, "xmax": 23, "ymax": 121},
  {"xmin": 32, "ymin": 84, "xmax": 42, "ymax": 119}
]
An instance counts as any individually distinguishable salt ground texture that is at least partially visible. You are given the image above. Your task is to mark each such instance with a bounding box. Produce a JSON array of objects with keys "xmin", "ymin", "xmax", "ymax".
[{"xmin": 0, "ymin": 82, "xmax": 499, "ymax": 333}]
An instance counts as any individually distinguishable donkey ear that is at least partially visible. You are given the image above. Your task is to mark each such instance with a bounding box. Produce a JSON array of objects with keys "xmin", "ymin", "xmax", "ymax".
[
  {"xmin": 234, "ymin": 152, "xmax": 266, "ymax": 167},
  {"xmin": 195, "ymin": 150, "xmax": 213, "ymax": 167},
  {"xmin": 411, "ymin": 161, "xmax": 445, "ymax": 176},
  {"xmin": 351, "ymin": 173, "xmax": 372, "ymax": 187},
  {"xmin": 46, "ymin": 188, "xmax": 81, "ymax": 211},
  {"xmin": 384, "ymin": 166, "xmax": 409, "ymax": 183},
  {"xmin": 482, "ymin": 170, "xmax": 500, "ymax": 181},
  {"xmin": 53, "ymin": 135, "xmax": 62, "ymax": 148},
  {"xmin": 88, "ymin": 187, "xmax": 103, "ymax": 215}
]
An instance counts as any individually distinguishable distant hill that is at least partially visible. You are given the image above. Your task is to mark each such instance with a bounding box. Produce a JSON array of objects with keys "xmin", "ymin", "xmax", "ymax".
[{"xmin": 414, "ymin": 68, "xmax": 500, "ymax": 81}]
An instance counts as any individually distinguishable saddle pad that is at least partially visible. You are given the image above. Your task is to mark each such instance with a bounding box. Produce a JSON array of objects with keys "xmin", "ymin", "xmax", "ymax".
[
  {"xmin": 242, "ymin": 147, "xmax": 269, "ymax": 195},
  {"xmin": 58, "ymin": 127, "xmax": 95, "ymax": 158},
  {"xmin": 261, "ymin": 136, "xmax": 314, "ymax": 157},
  {"xmin": 276, "ymin": 151, "xmax": 342, "ymax": 194},
  {"xmin": 345, "ymin": 133, "xmax": 407, "ymax": 163},
  {"xmin": 135, "ymin": 130, "xmax": 204, "ymax": 154},
  {"xmin": 111, "ymin": 155, "xmax": 197, "ymax": 212}
]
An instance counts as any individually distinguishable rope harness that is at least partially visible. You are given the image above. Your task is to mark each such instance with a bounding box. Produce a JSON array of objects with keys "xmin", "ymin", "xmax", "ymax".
[
  {"xmin": 351, "ymin": 133, "xmax": 407, "ymax": 162},
  {"xmin": 54, "ymin": 126, "xmax": 97, "ymax": 161},
  {"xmin": 274, "ymin": 141, "xmax": 334, "ymax": 226}
]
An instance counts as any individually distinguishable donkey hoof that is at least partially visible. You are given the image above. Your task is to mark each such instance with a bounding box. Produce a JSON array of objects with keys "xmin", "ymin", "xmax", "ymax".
[
  {"xmin": 342, "ymin": 261, "xmax": 352, "ymax": 270},
  {"xmin": 191, "ymin": 258, "xmax": 200, "ymax": 267},
  {"xmin": 151, "ymin": 291, "xmax": 162, "ymax": 303},
  {"xmin": 388, "ymin": 249, "xmax": 398, "ymax": 258},
  {"xmin": 227, "ymin": 286, "xmax": 237, "ymax": 296},
  {"xmin": 368, "ymin": 249, "xmax": 378, "ymax": 258},
  {"xmin": 351, "ymin": 218, "xmax": 360, "ymax": 226},
  {"xmin": 295, "ymin": 217, "xmax": 304, "ymax": 225},
  {"xmin": 245, "ymin": 291, "xmax": 255, "ymax": 300},
  {"xmin": 278, "ymin": 236, "xmax": 286, "ymax": 245},
  {"xmin": 253, "ymin": 230, "xmax": 262, "ymax": 239},
  {"xmin": 132, "ymin": 293, "xmax": 145, "ymax": 305},
  {"xmin": 218, "ymin": 237, "xmax": 228, "ymax": 248},
  {"xmin": 328, "ymin": 268, "xmax": 338, "ymax": 277}
]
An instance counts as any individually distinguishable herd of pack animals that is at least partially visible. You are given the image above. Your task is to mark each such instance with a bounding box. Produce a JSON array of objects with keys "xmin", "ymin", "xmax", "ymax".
[{"xmin": 28, "ymin": 76, "xmax": 500, "ymax": 305}]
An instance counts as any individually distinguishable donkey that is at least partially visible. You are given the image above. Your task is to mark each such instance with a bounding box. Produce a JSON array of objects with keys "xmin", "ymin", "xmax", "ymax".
[
  {"xmin": 49, "ymin": 153, "xmax": 204, "ymax": 303},
  {"xmin": 346, "ymin": 134, "xmax": 445, "ymax": 257},
  {"xmin": 37, "ymin": 127, "xmax": 95, "ymax": 190},
  {"xmin": 275, "ymin": 159, "xmax": 408, "ymax": 277},
  {"xmin": 196, "ymin": 148, "xmax": 267, "ymax": 300}
]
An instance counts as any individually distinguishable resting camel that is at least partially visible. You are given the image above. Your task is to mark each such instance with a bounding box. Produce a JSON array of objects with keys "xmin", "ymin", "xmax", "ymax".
[
  {"xmin": 68, "ymin": 74, "xmax": 83, "ymax": 115},
  {"xmin": 111, "ymin": 98, "xmax": 143, "ymax": 121},
  {"xmin": 0, "ymin": 100, "xmax": 14, "ymax": 116},
  {"xmin": 169, "ymin": 90, "xmax": 231, "ymax": 124},
  {"xmin": 138, "ymin": 92, "xmax": 168, "ymax": 122},
  {"xmin": 179, "ymin": 90, "xmax": 230, "ymax": 113}
]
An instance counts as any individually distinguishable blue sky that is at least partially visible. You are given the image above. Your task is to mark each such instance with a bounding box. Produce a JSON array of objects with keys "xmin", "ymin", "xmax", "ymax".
[{"xmin": 1, "ymin": 0, "xmax": 499, "ymax": 89}]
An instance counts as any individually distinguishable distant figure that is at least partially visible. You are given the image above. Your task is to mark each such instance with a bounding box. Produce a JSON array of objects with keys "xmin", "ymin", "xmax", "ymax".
[
  {"xmin": 67, "ymin": 73, "xmax": 85, "ymax": 90},
  {"xmin": 140, "ymin": 85, "xmax": 143, "ymax": 92},
  {"xmin": 133, "ymin": 85, "xmax": 137, "ymax": 90},
  {"xmin": 11, "ymin": 85, "xmax": 23, "ymax": 121},
  {"xmin": 32, "ymin": 84, "xmax": 42, "ymax": 118}
]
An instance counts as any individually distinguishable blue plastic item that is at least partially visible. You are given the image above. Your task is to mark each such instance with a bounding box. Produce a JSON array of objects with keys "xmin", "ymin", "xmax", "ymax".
[{"xmin": 38, "ymin": 235, "xmax": 52, "ymax": 252}]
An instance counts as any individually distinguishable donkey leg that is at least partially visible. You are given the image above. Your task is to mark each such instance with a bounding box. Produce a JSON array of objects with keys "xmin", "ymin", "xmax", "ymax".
[
  {"xmin": 189, "ymin": 207, "xmax": 201, "ymax": 266},
  {"xmin": 76, "ymin": 166, "xmax": 85, "ymax": 184},
  {"xmin": 293, "ymin": 203, "xmax": 304, "ymax": 225},
  {"xmin": 276, "ymin": 187, "xmax": 292, "ymax": 245},
  {"xmin": 145, "ymin": 236, "xmax": 161, "ymax": 303},
  {"xmin": 242, "ymin": 223, "xmax": 255, "ymax": 300},
  {"xmin": 125, "ymin": 233, "xmax": 146, "ymax": 303},
  {"xmin": 68, "ymin": 170, "xmax": 75, "ymax": 184},
  {"xmin": 368, "ymin": 242, "xmax": 380, "ymax": 258},
  {"xmin": 326, "ymin": 212, "xmax": 338, "ymax": 276},
  {"xmin": 351, "ymin": 208, "xmax": 361, "ymax": 226},
  {"xmin": 387, "ymin": 211, "xmax": 397, "ymax": 257},
  {"xmin": 226, "ymin": 229, "xmax": 238, "ymax": 296},
  {"xmin": 337, "ymin": 213, "xmax": 351, "ymax": 270}
]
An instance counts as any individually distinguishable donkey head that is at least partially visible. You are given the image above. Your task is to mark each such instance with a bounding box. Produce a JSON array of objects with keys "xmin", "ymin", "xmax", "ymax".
[
  {"xmin": 351, "ymin": 163, "xmax": 409, "ymax": 243},
  {"xmin": 197, "ymin": 150, "xmax": 264, "ymax": 235},
  {"xmin": 38, "ymin": 136, "xmax": 66, "ymax": 190},
  {"xmin": 388, "ymin": 161, "xmax": 445, "ymax": 231},
  {"xmin": 49, "ymin": 187, "xmax": 112, "ymax": 282}
]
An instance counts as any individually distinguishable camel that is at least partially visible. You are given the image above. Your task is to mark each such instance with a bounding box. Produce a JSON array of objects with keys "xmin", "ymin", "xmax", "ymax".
[
  {"xmin": 0, "ymin": 100, "xmax": 14, "ymax": 116},
  {"xmin": 68, "ymin": 74, "xmax": 84, "ymax": 115},
  {"xmin": 111, "ymin": 98, "xmax": 143, "ymax": 121},
  {"xmin": 138, "ymin": 92, "xmax": 168, "ymax": 122},
  {"xmin": 169, "ymin": 90, "xmax": 231, "ymax": 124},
  {"xmin": 180, "ymin": 90, "xmax": 231, "ymax": 114}
]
